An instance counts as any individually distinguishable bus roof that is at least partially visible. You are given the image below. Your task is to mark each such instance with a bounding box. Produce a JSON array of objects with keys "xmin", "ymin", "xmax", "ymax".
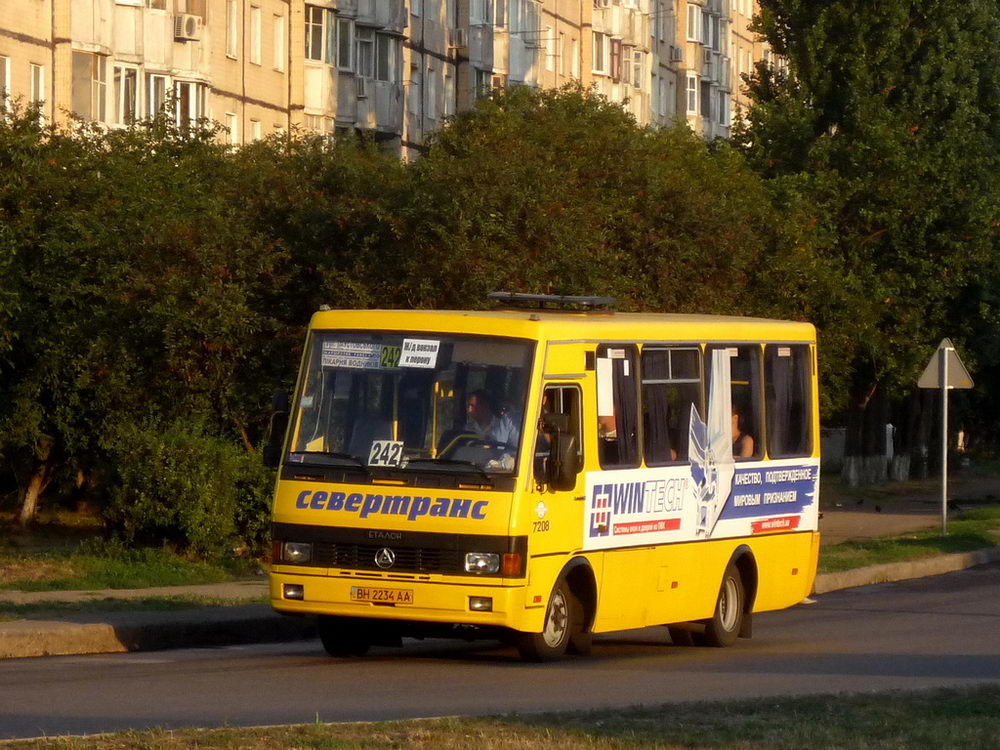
[{"xmin": 309, "ymin": 308, "xmax": 816, "ymax": 343}]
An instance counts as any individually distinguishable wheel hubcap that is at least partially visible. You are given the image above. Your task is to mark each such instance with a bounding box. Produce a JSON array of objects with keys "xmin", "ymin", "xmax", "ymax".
[
  {"xmin": 719, "ymin": 577, "xmax": 740, "ymax": 632},
  {"xmin": 542, "ymin": 590, "xmax": 569, "ymax": 647}
]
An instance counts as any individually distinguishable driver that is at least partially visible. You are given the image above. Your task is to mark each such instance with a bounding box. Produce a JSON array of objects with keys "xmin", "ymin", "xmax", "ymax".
[{"xmin": 466, "ymin": 389, "xmax": 519, "ymax": 448}]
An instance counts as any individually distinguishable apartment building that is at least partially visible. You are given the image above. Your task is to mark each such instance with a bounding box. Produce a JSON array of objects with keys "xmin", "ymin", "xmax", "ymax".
[{"xmin": 0, "ymin": 1, "xmax": 771, "ymax": 154}]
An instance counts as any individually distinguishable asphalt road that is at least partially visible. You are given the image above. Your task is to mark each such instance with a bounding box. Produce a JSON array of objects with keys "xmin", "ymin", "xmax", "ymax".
[{"xmin": 2, "ymin": 562, "xmax": 999, "ymax": 740}]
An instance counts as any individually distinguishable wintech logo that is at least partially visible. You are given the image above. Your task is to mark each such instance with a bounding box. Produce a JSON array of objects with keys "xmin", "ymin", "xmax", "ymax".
[
  {"xmin": 295, "ymin": 491, "xmax": 488, "ymax": 521},
  {"xmin": 589, "ymin": 484, "xmax": 611, "ymax": 537}
]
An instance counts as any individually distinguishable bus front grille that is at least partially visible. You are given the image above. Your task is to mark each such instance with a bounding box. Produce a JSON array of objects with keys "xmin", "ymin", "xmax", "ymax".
[{"xmin": 314, "ymin": 543, "xmax": 465, "ymax": 575}]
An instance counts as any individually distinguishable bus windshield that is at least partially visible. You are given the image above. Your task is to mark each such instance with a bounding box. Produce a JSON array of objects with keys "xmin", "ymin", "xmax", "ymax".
[{"xmin": 288, "ymin": 331, "xmax": 534, "ymax": 475}]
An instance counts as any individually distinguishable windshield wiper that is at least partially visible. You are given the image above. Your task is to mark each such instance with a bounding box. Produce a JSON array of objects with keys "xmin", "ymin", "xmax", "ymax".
[
  {"xmin": 287, "ymin": 451, "xmax": 369, "ymax": 470},
  {"xmin": 404, "ymin": 458, "xmax": 494, "ymax": 482}
]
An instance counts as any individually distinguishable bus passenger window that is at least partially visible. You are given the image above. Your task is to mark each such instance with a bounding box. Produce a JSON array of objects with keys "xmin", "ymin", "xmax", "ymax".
[
  {"xmin": 765, "ymin": 345, "xmax": 812, "ymax": 458},
  {"xmin": 641, "ymin": 347, "xmax": 702, "ymax": 464},
  {"xmin": 705, "ymin": 345, "xmax": 762, "ymax": 460},
  {"xmin": 534, "ymin": 385, "xmax": 582, "ymax": 483},
  {"xmin": 596, "ymin": 345, "xmax": 640, "ymax": 468}
]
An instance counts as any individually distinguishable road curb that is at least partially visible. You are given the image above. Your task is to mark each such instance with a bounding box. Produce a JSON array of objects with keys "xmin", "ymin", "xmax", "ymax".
[
  {"xmin": 813, "ymin": 546, "xmax": 1000, "ymax": 594},
  {"xmin": 3, "ymin": 550, "xmax": 999, "ymax": 659},
  {"xmin": 0, "ymin": 605, "xmax": 315, "ymax": 660}
]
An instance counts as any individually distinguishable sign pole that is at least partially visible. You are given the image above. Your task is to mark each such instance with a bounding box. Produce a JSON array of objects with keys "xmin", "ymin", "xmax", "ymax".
[
  {"xmin": 918, "ymin": 337, "xmax": 972, "ymax": 536},
  {"xmin": 940, "ymin": 346, "xmax": 950, "ymax": 535}
]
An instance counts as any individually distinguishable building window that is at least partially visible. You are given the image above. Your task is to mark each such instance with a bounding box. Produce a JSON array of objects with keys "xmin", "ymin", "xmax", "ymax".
[
  {"xmin": 273, "ymin": 14, "xmax": 285, "ymax": 71},
  {"xmin": 226, "ymin": 0, "xmax": 238, "ymax": 58},
  {"xmin": 250, "ymin": 119, "xmax": 262, "ymax": 141},
  {"xmin": 571, "ymin": 37, "xmax": 579, "ymax": 78},
  {"xmin": 718, "ymin": 89, "xmax": 729, "ymax": 125},
  {"xmin": 72, "ymin": 52, "xmax": 106, "ymax": 122},
  {"xmin": 30, "ymin": 63, "xmax": 45, "ymax": 122},
  {"xmin": 592, "ymin": 32, "xmax": 607, "ymax": 74},
  {"xmin": 305, "ymin": 5, "xmax": 334, "ymax": 63},
  {"xmin": 444, "ymin": 68, "xmax": 455, "ymax": 116},
  {"xmin": 0, "ymin": 56, "xmax": 9, "ymax": 111},
  {"xmin": 426, "ymin": 63, "xmax": 436, "ymax": 120},
  {"xmin": 250, "ymin": 6, "xmax": 261, "ymax": 65},
  {"xmin": 408, "ymin": 69, "xmax": 421, "ymax": 113},
  {"xmin": 471, "ymin": 0, "xmax": 492, "ymax": 24},
  {"xmin": 375, "ymin": 33, "xmax": 399, "ymax": 82},
  {"xmin": 174, "ymin": 80, "xmax": 206, "ymax": 130},
  {"xmin": 632, "ymin": 50, "xmax": 643, "ymax": 88},
  {"xmin": 147, "ymin": 73, "xmax": 168, "ymax": 117},
  {"xmin": 473, "ymin": 68, "xmax": 490, "ymax": 99},
  {"xmin": 356, "ymin": 26, "xmax": 374, "ymax": 78},
  {"xmin": 545, "ymin": 25, "xmax": 554, "ymax": 72},
  {"xmin": 338, "ymin": 18, "xmax": 354, "ymax": 71},
  {"xmin": 686, "ymin": 3, "xmax": 700, "ymax": 42},
  {"xmin": 113, "ymin": 66, "xmax": 138, "ymax": 126},
  {"xmin": 686, "ymin": 73, "xmax": 697, "ymax": 114},
  {"xmin": 225, "ymin": 112, "xmax": 238, "ymax": 144},
  {"xmin": 411, "ymin": 0, "xmax": 421, "ymax": 17}
]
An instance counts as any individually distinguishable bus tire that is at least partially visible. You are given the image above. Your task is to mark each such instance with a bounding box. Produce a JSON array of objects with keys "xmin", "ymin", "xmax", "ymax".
[
  {"xmin": 317, "ymin": 615, "xmax": 371, "ymax": 657},
  {"xmin": 516, "ymin": 582, "xmax": 580, "ymax": 661},
  {"xmin": 700, "ymin": 563, "xmax": 745, "ymax": 648}
]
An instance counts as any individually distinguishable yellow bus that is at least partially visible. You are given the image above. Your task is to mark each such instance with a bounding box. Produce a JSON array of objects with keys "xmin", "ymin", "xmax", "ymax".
[{"xmin": 266, "ymin": 293, "xmax": 820, "ymax": 661}]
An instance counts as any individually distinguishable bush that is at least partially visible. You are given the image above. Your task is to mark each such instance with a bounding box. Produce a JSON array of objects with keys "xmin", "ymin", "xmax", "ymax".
[{"xmin": 101, "ymin": 423, "xmax": 273, "ymax": 558}]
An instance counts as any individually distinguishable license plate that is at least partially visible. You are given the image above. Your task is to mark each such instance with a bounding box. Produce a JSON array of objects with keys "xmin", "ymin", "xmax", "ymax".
[{"xmin": 350, "ymin": 586, "xmax": 413, "ymax": 604}]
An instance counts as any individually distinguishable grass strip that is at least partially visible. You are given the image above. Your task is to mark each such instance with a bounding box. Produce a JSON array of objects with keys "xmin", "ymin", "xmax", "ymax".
[
  {"xmin": 0, "ymin": 544, "xmax": 257, "ymax": 592},
  {"xmin": 819, "ymin": 506, "xmax": 1000, "ymax": 573},
  {"xmin": 1, "ymin": 685, "xmax": 998, "ymax": 749},
  {"xmin": 0, "ymin": 596, "xmax": 268, "ymax": 622}
]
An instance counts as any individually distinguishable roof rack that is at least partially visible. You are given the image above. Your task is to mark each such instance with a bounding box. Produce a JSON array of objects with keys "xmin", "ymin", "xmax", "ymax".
[{"xmin": 487, "ymin": 292, "xmax": 617, "ymax": 310}]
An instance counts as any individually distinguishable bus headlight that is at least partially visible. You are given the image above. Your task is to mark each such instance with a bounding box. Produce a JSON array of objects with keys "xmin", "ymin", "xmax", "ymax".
[
  {"xmin": 282, "ymin": 542, "xmax": 313, "ymax": 564},
  {"xmin": 465, "ymin": 552, "xmax": 500, "ymax": 574}
]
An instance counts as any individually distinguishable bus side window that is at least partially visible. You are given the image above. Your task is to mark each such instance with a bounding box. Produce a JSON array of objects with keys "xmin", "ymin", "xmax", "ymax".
[
  {"xmin": 641, "ymin": 346, "xmax": 702, "ymax": 464},
  {"xmin": 705, "ymin": 345, "xmax": 763, "ymax": 460},
  {"xmin": 596, "ymin": 344, "xmax": 640, "ymax": 468},
  {"xmin": 534, "ymin": 385, "xmax": 583, "ymax": 484},
  {"xmin": 765, "ymin": 345, "xmax": 812, "ymax": 458}
]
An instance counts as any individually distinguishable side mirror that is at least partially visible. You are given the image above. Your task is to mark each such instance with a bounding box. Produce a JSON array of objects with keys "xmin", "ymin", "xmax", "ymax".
[
  {"xmin": 541, "ymin": 414, "xmax": 580, "ymax": 491},
  {"xmin": 262, "ymin": 389, "xmax": 290, "ymax": 469}
]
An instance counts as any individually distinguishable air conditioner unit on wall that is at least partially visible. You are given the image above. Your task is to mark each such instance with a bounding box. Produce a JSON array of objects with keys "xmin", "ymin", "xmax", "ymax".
[{"xmin": 174, "ymin": 13, "xmax": 203, "ymax": 41}]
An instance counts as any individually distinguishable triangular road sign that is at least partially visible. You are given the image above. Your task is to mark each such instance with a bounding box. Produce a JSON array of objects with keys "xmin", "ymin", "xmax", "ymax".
[{"xmin": 917, "ymin": 338, "xmax": 974, "ymax": 389}]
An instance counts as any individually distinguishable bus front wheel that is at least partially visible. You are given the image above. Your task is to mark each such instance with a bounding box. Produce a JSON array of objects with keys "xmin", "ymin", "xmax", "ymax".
[
  {"xmin": 516, "ymin": 582, "xmax": 581, "ymax": 661},
  {"xmin": 317, "ymin": 615, "xmax": 371, "ymax": 657},
  {"xmin": 700, "ymin": 563, "xmax": 745, "ymax": 648}
]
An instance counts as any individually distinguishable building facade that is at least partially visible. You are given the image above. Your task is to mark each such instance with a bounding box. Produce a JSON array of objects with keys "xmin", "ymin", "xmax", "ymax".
[{"xmin": 0, "ymin": 0, "xmax": 772, "ymax": 154}]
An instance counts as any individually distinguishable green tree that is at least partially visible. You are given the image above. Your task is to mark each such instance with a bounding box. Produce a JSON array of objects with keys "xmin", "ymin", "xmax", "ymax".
[
  {"xmin": 736, "ymin": 0, "xmax": 1000, "ymax": 481},
  {"xmin": 407, "ymin": 85, "xmax": 771, "ymax": 313},
  {"xmin": 0, "ymin": 112, "xmax": 286, "ymax": 527}
]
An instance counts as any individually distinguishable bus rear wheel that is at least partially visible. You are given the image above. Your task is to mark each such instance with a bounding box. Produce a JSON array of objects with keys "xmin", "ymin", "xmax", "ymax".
[
  {"xmin": 700, "ymin": 563, "xmax": 745, "ymax": 648},
  {"xmin": 317, "ymin": 615, "xmax": 371, "ymax": 657},
  {"xmin": 516, "ymin": 582, "xmax": 581, "ymax": 661}
]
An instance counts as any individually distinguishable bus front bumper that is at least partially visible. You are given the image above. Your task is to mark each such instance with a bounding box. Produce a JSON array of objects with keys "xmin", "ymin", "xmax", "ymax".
[{"xmin": 269, "ymin": 568, "xmax": 540, "ymax": 632}]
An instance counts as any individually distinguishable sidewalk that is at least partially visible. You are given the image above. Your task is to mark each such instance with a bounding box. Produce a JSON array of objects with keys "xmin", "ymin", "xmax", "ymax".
[{"xmin": 2, "ymin": 494, "xmax": 998, "ymax": 660}]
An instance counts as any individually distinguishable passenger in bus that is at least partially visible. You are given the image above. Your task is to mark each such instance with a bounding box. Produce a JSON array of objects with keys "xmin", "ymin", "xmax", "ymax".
[
  {"xmin": 732, "ymin": 410, "xmax": 755, "ymax": 458},
  {"xmin": 466, "ymin": 389, "xmax": 519, "ymax": 447}
]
